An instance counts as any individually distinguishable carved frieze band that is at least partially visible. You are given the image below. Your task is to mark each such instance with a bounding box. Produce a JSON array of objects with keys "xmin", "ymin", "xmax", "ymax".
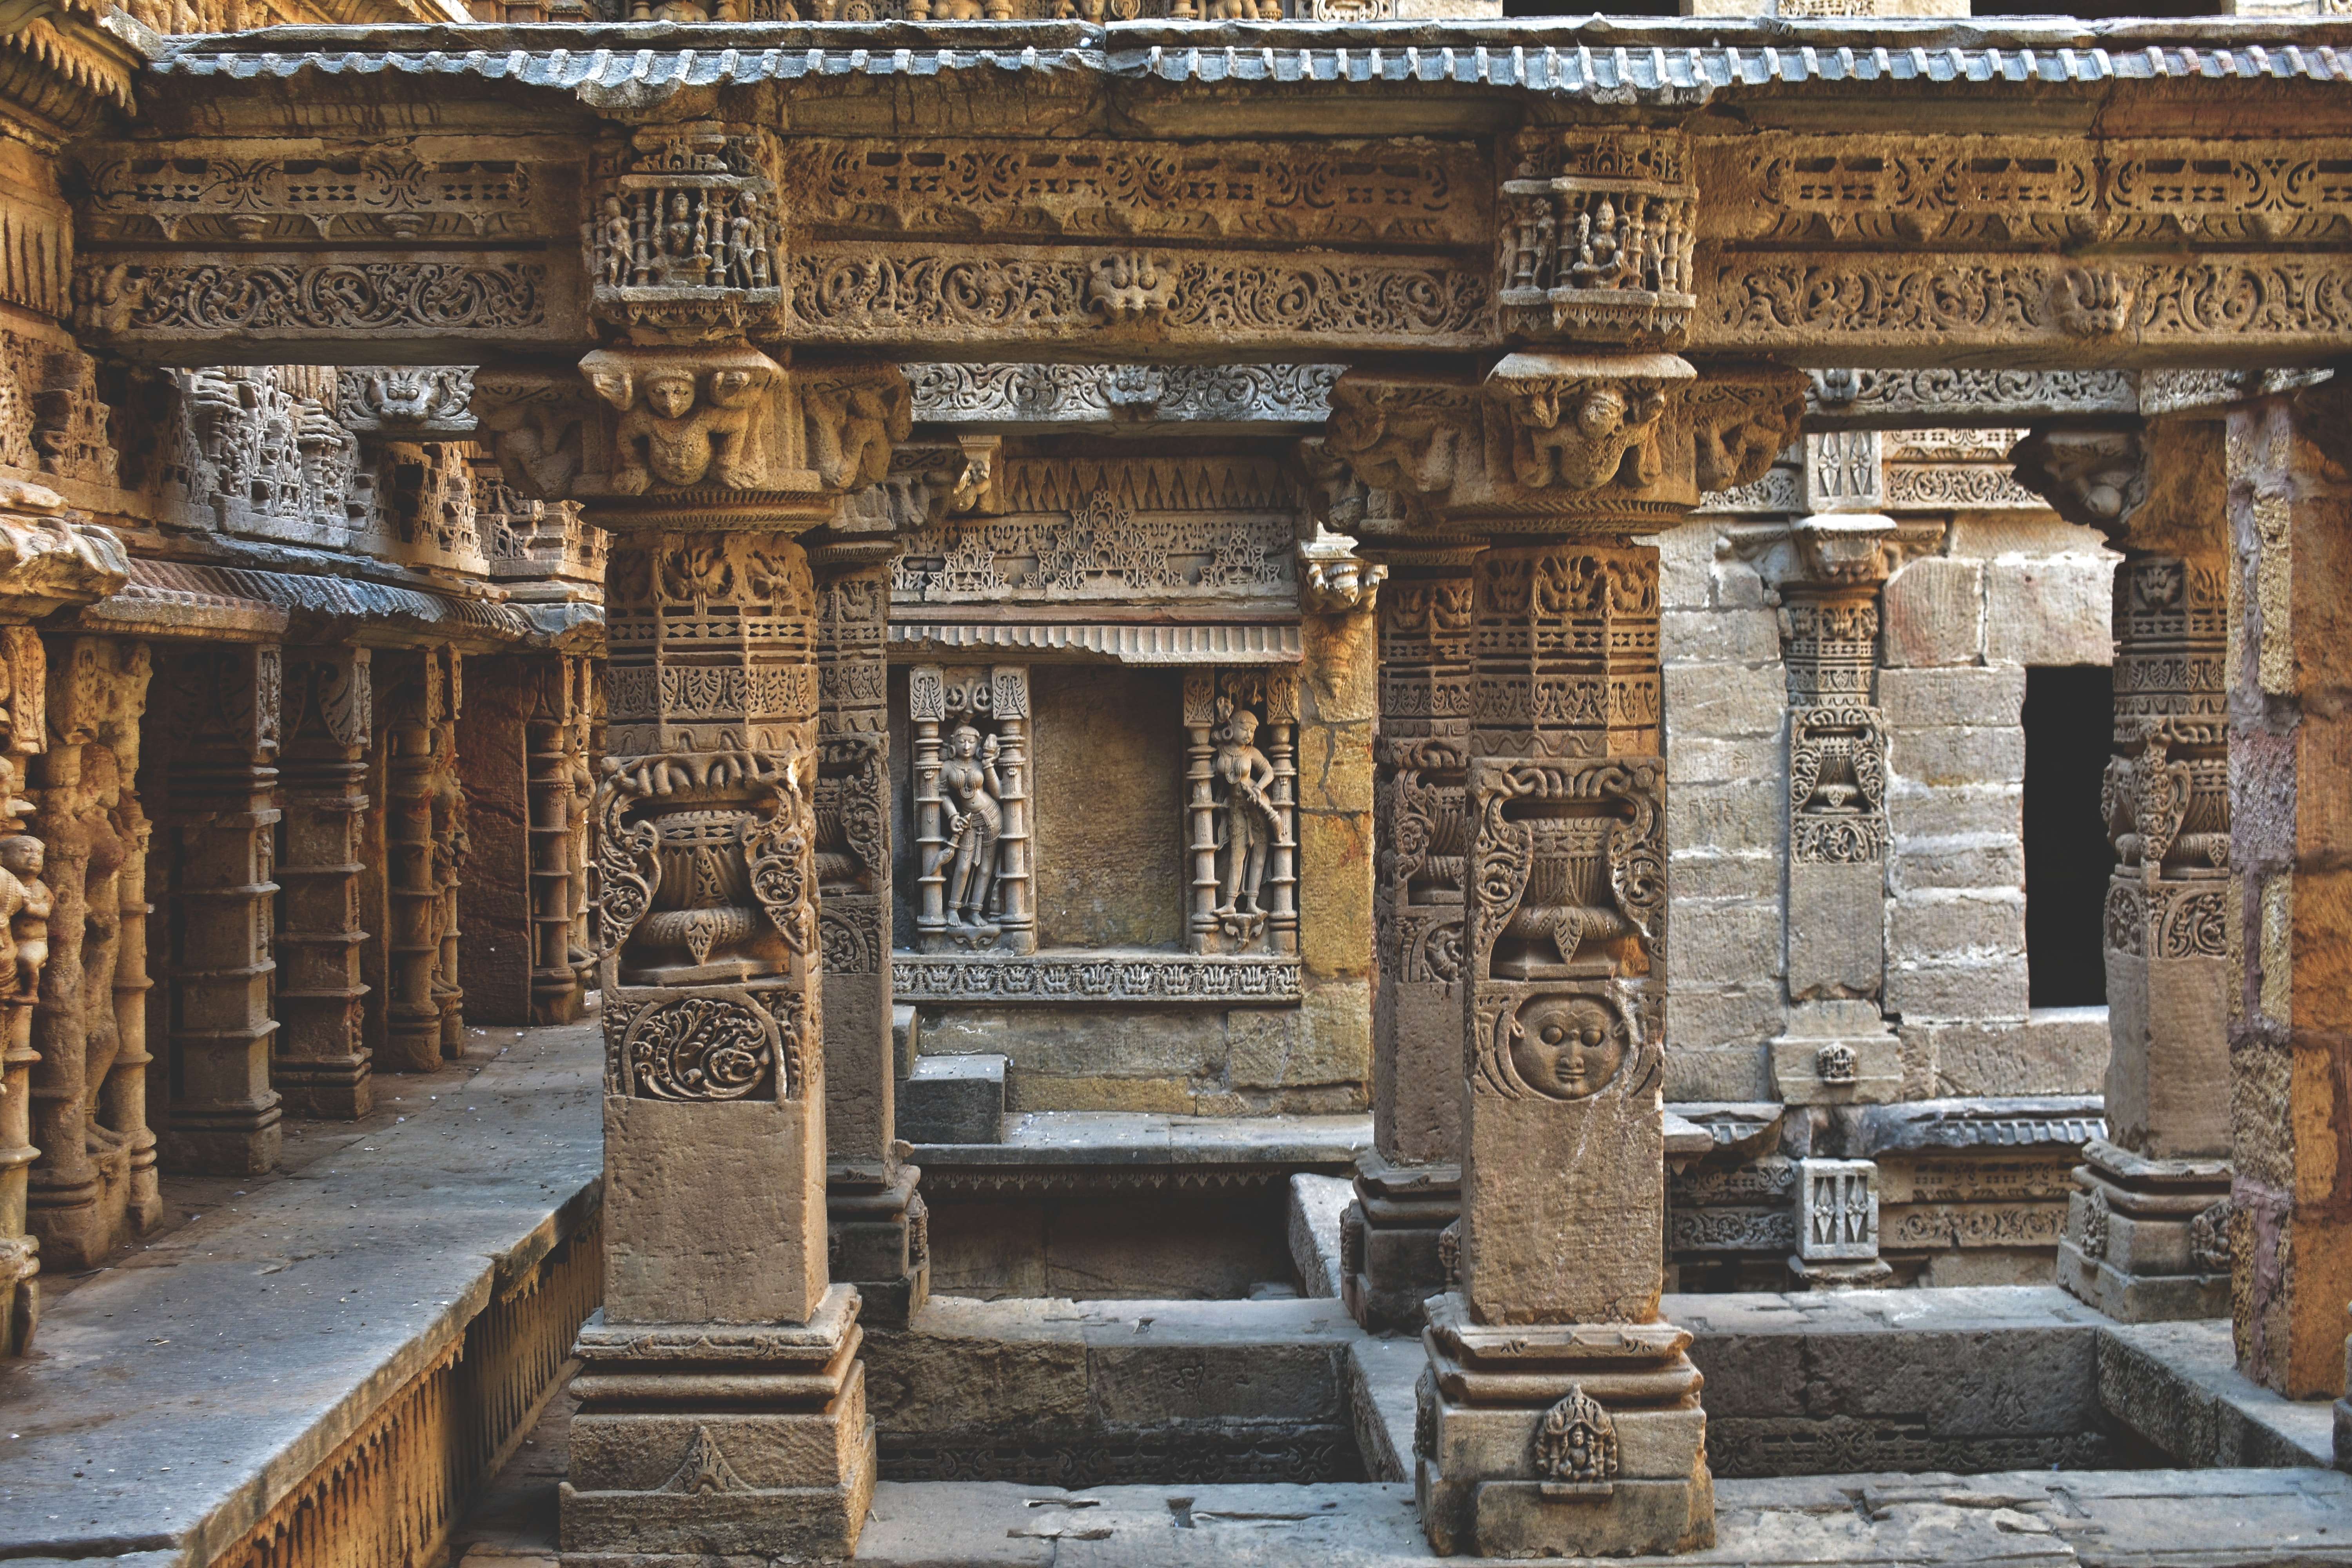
[
  {"xmin": 782, "ymin": 138, "xmax": 1487, "ymax": 246},
  {"xmin": 893, "ymin": 952, "xmax": 1301, "ymax": 1004},
  {"xmin": 75, "ymin": 261, "xmax": 549, "ymax": 336},
  {"xmin": 1706, "ymin": 137, "xmax": 2352, "ymax": 247},
  {"xmin": 786, "ymin": 246, "xmax": 1490, "ymax": 347},
  {"xmin": 905, "ymin": 363, "xmax": 1340, "ymax": 426},
  {"xmin": 1708, "ymin": 256, "xmax": 2352, "ymax": 353}
]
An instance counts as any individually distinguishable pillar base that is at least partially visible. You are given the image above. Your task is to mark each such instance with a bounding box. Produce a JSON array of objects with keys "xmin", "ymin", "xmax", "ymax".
[
  {"xmin": 157, "ymin": 1101, "xmax": 283, "ymax": 1176},
  {"xmin": 1414, "ymin": 1294, "xmax": 1715, "ymax": 1559},
  {"xmin": 1342, "ymin": 1156, "xmax": 1459, "ymax": 1332},
  {"xmin": 27, "ymin": 1141, "xmax": 140, "ymax": 1271},
  {"xmin": 0, "ymin": 1233, "xmax": 35, "ymax": 1356},
  {"xmin": 271, "ymin": 1053, "xmax": 374, "ymax": 1120},
  {"xmin": 561, "ymin": 1287, "xmax": 877, "ymax": 1565},
  {"xmin": 1769, "ymin": 1001, "xmax": 1903, "ymax": 1105},
  {"xmin": 382, "ymin": 1010, "xmax": 443, "ymax": 1075},
  {"xmin": 1787, "ymin": 1254, "xmax": 1894, "ymax": 1290},
  {"xmin": 827, "ymin": 1163, "xmax": 930, "ymax": 1330},
  {"xmin": 2055, "ymin": 1139, "xmax": 2232, "ymax": 1323}
]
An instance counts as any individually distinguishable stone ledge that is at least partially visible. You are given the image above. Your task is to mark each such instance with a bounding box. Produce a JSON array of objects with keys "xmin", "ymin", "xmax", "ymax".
[
  {"xmin": 2098, "ymin": 1319, "xmax": 2336, "ymax": 1470},
  {"xmin": 914, "ymin": 1111, "xmax": 1368, "ymax": 1194},
  {"xmin": 0, "ymin": 1023, "xmax": 605, "ymax": 1567}
]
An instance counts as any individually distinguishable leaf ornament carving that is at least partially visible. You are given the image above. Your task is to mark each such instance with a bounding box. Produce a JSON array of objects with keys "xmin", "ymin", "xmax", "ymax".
[
  {"xmin": 591, "ymin": 769, "xmax": 660, "ymax": 957},
  {"xmin": 1471, "ymin": 790, "xmax": 1535, "ymax": 979},
  {"xmin": 743, "ymin": 753, "xmax": 816, "ymax": 955}
]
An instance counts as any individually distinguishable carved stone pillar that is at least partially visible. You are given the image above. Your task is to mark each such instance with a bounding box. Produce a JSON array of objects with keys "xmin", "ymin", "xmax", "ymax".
[
  {"xmin": 476, "ymin": 317, "xmax": 907, "ymax": 1557},
  {"xmin": 814, "ymin": 548, "xmax": 924, "ymax": 1327},
  {"xmin": 379, "ymin": 649, "xmax": 452, "ymax": 1075},
  {"xmin": 1348, "ymin": 551, "xmax": 1477, "ymax": 1331},
  {"xmin": 432, "ymin": 650, "xmax": 466, "ymax": 1056},
  {"xmin": 1327, "ymin": 327, "xmax": 1800, "ymax": 1557},
  {"xmin": 2013, "ymin": 420, "xmax": 2235, "ymax": 1325},
  {"xmin": 528, "ymin": 655, "xmax": 593, "ymax": 1024},
  {"xmin": 25, "ymin": 637, "xmax": 154, "ymax": 1270},
  {"xmin": 273, "ymin": 648, "xmax": 373, "ymax": 1116},
  {"xmin": 155, "ymin": 644, "xmax": 284, "ymax": 1176},
  {"xmin": 456, "ymin": 651, "xmax": 589, "ymax": 1027}
]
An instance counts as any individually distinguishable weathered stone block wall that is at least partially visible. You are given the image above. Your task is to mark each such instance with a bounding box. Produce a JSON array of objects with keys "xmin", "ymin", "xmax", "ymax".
[
  {"xmin": 1657, "ymin": 519, "xmax": 1787, "ymax": 1101},
  {"xmin": 1881, "ymin": 516, "xmax": 2117, "ymax": 1099}
]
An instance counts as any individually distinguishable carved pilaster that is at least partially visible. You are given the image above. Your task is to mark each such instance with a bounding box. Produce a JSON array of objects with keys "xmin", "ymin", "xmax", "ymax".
[
  {"xmin": 274, "ymin": 648, "xmax": 373, "ymax": 1115},
  {"xmin": 1345, "ymin": 552, "xmax": 1477, "ymax": 1332},
  {"xmin": 815, "ymin": 549, "xmax": 924, "ymax": 1327},
  {"xmin": 25, "ymin": 637, "xmax": 153, "ymax": 1271},
  {"xmin": 515, "ymin": 338, "xmax": 899, "ymax": 1562},
  {"xmin": 154, "ymin": 643, "xmax": 284, "ymax": 1177}
]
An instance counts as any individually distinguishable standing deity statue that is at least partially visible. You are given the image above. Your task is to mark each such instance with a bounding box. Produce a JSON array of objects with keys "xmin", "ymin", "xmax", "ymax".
[
  {"xmin": 1212, "ymin": 707, "xmax": 1279, "ymax": 920},
  {"xmin": 937, "ymin": 724, "xmax": 1004, "ymax": 930},
  {"xmin": 599, "ymin": 196, "xmax": 633, "ymax": 287}
]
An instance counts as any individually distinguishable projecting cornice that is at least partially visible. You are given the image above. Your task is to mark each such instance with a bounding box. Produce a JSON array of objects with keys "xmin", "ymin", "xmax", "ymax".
[{"xmin": 57, "ymin": 17, "xmax": 2352, "ymax": 369}]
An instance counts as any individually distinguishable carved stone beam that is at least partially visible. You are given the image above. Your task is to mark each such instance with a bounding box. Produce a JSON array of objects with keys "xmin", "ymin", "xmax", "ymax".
[
  {"xmin": 70, "ymin": 140, "xmax": 589, "ymax": 364},
  {"xmin": 1804, "ymin": 370, "xmax": 2141, "ymax": 432}
]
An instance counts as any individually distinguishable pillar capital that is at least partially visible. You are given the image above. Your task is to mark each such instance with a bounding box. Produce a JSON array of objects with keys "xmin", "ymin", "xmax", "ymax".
[
  {"xmin": 1325, "ymin": 357, "xmax": 1799, "ymax": 538},
  {"xmin": 471, "ymin": 345, "xmax": 912, "ymax": 537}
]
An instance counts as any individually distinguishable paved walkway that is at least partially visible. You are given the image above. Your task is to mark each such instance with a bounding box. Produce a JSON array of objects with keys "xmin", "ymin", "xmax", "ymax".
[{"xmin": 0, "ymin": 1020, "xmax": 603, "ymax": 1567}]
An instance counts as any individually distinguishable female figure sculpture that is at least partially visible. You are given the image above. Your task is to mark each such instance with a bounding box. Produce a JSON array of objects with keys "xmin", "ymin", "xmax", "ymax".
[
  {"xmin": 1212, "ymin": 708, "xmax": 1279, "ymax": 920},
  {"xmin": 938, "ymin": 724, "xmax": 1004, "ymax": 930}
]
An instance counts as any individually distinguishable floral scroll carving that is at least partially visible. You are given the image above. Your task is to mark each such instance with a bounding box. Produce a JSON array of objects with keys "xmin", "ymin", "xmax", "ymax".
[{"xmin": 616, "ymin": 989, "xmax": 800, "ymax": 1102}]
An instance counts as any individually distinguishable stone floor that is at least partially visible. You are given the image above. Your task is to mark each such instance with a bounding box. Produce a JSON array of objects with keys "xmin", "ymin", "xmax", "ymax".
[
  {"xmin": 9, "ymin": 1023, "xmax": 2350, "ymax": 1568},
  {"xmin": 0, "ymin": 1020, "xmax": 604, "ymax": 1567}
]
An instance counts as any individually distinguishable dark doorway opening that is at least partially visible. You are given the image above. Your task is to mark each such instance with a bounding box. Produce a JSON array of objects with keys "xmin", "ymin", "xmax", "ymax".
[{"xmin": 2023, "ymin": 665, "xmax": 2118, "ymax": 1008}]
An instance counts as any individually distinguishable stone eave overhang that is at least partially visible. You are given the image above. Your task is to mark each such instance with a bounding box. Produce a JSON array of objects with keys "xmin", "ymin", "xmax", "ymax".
[
  {"xmin": 128, "ymin": 16, "xmax": 2352, "ymax": 134},
  {"xmin": 67, "ymin": 554, "xmax": 605, "ymax": 653}
]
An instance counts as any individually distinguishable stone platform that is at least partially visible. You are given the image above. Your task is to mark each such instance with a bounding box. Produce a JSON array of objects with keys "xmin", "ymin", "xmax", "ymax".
[{"xmin": 0, "ymin": 1020, "xmax": 606, "ymax": 1568}]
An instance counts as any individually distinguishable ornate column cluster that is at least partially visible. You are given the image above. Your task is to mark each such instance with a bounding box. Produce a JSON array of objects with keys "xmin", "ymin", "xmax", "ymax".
[
  {"xmin": 24, "ymin": 637, "xmax": 155, "ymax": 1270},
  {"xmin": 1325, "ymin": 119, "xmax": 1802, "ymax": 1560},
  {"xmin": 154, "ymin": 644, "xmax": 284, "ymax": 1176},
  {"xmin": 474, "ymin": 115, "xmax": 908, "ymax": 1554},
  {"xmin": 273, "ymin": 648, "xmax": 373, "ymax": 1114},
  {"xmin": 2011, "ymin": 418, "xmax": 2235, "ymax": 1325},
  {"xmin": 814, "ymin": 546, "xmax": 924, "ymax": 1325}
]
